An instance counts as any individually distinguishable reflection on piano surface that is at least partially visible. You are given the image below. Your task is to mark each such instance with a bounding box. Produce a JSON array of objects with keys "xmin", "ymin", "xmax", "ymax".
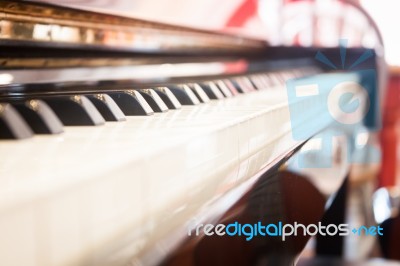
[{"xmin": 0, "ymin": 1, "xmax": 383, "ymax": 265}]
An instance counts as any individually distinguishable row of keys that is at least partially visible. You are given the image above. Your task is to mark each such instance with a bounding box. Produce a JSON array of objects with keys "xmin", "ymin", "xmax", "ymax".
[{"xmin": 0, "ymin": 68, "xmax": 318, "ymax": 140}]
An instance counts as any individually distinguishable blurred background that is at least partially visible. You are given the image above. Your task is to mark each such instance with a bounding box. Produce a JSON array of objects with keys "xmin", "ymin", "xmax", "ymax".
[{"xmin": 6, "ymin": 0, "xmax": 400, "ymax": 264}]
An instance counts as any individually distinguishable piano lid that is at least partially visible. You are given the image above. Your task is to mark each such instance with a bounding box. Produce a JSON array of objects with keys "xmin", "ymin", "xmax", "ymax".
[
  {"xmin": 24, "ymin": 0, "xmax": 268, "ymax": 39},
  {"xmin": 0, "ymin": 1, "xmax": 267, "ymax": 54}
]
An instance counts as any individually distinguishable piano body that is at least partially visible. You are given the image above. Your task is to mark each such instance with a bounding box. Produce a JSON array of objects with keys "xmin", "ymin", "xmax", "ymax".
[{"xmin": 0, "ymin": 1, "xmax": 384, "ymax": 265}]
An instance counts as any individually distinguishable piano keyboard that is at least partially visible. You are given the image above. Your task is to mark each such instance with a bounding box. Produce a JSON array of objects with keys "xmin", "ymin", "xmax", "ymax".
[
  {"xmin": 0, "ymin": 66, "xmax": 331, "ymax": 266},
  {"xmin": 0, "ymin": 67, "xmax": 317, "ymax": 140},
  {"xmin": 0, "ymin": 0, "xmax": 383, "ymax": 265}
]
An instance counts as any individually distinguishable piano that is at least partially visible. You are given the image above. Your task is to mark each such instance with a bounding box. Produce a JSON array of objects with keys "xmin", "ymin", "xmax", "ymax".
[{"xmin": 0, "ymin": 1, "xmax": 384, "ymax": 265}]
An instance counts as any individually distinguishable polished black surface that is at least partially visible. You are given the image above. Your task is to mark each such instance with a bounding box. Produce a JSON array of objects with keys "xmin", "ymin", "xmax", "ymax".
[{"xmin": 163, "ymin": 155, "xmax": 347, "ymax": 266}]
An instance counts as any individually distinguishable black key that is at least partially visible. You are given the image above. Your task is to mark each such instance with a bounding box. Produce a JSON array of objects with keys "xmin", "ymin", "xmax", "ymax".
[
  {"xmin": 199, "ymin": 82, "xmax": 225, "ymax": 100},
  {"xmin": 168, "ymin": 85, "xmax": 200, "ymax": 105},
  {"xmin": 230, "ymin": 80, "xmax": 245, "ymax": 93},
  {"xmin": 223, "ymin": 79, "xmax": 240, "ymax": 95},
  {"xmin": 13, "ymin": 99, "xmax": 64, "ymax": 134},
  {"xmin": 250, "ymin": 75, "xmax": 267, "ymax": 90},
  {"xmin": 215, "ymin": 80, "xmax": 233, "ymax": 97},
  {"xmin": 236, "ymin": 77, "xmax": 256, "ymax": 92},
  {"xmin": 0, "ymin": 103, "xmax": 33, "ymax": 139},
  {"xmin": 153, "ymin": 87, "xmax": 182, "ymax": 109},
  {"xmin": 44, "ymin": 95, "xmax": 105, "ymax": 126},
  {"xmin": 108, "ymin": 90, "xmax": 154, "ymax": 116},
  {"xmin": 88, "ymin": 94, "xmax": 126, "ymax": 122},
  {"xmin": 188, "ymin": 83, "xmax": 210, "ymax": 103},
  {"xmin": 246, "ymin": 76, "xmax": 260, "ymax": 90},
  {"xmin": 138, "ymin": 89, "xmax": 168, "ymax": 113}
]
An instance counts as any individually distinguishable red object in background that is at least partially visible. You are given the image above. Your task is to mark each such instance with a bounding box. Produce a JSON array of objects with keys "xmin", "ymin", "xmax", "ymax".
[
  {"xmin": 379, "ymin": 72, "xmax": 400, "ymax": 187},
  {"xmin": 226, "ymin": 0, "xmax": 258, "ymax": 27},
  {"xmin": 224, "ymin": 0, "xmax": 310, "ymax": 28}
]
